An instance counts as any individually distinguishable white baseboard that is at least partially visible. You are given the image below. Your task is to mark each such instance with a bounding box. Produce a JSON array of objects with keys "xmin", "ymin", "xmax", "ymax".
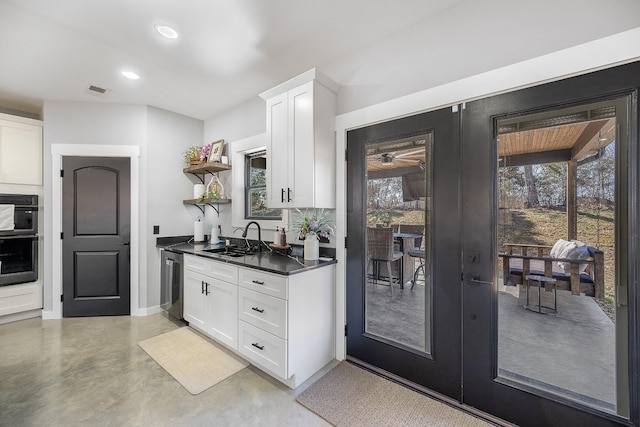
[
  {"xmin": 0, "ymin": 309, "xmax": 41, "ymax": 325},
  {"xmin": 135, "ymin": 305, "xmax": 164, "ymax": 316}
]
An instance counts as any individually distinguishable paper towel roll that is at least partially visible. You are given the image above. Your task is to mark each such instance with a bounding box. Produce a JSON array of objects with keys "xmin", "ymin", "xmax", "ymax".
[
  {"xmin": 193, "ymin": 184, "xmax": 205, "ymax": 199},
  {"xmin": 194, "ymin": 221, "xmax": 205, "ymax": 242}
]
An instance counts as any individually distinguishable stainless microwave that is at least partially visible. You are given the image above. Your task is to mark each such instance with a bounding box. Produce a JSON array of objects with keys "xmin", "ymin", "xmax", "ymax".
[{"xmin": 0, "ymin": 194, "xmax": 38, "ymax": 236}]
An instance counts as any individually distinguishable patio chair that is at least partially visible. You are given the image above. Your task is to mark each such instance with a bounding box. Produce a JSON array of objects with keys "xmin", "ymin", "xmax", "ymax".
[
  {"xmin": 399, "ymin": 224, "xmax": 425, "ymax": 290},
  {"xmin": 367, "ymin": 227, "xmax": 403, "ymax": 296},
  {"xmin": 408, "ymin": 248, "xmax": 425, "ymax": 290}
]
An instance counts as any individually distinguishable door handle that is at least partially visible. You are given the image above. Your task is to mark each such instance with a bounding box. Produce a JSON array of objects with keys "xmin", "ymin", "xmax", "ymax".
[
  {"xmin": 287, "ymin": 187, "xmax": 292, "ymax": 202},
  {"xmin": 470, "ymin": 275, "xmax": 493, "ymax": 286},
  {"xmin": 281, "ymin": 188, "xmax": 285, "ymax": 203}
]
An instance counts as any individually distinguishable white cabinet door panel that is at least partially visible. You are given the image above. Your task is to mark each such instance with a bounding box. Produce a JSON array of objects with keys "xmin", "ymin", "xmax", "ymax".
[
  {"xmin": 0, "ymin": 120, "xmax": 42, "ymax": 185},
  {"xmin": 183, "ymin": 270, "xmax": 207, "ymax": 331},
  {"xmin": 207, "ymin": 279, "xmax": 238, "ymax": 350},
  {"xmin": 266, "ymin": 92, "xmax": 289, "ymax": 208},
  {"xmin": 288, "ymin": 81, "xmax": 315, "ymax": 208}
]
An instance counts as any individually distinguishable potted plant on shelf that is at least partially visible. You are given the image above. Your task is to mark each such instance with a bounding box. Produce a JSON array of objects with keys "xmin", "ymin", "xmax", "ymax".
[
  {"xmin": 292, "ymin": 208, "xmax": 334, "ymax": 261},
  {"xmin": 183, "ymin": 145, "xmax": 203, "ymax": 166}
]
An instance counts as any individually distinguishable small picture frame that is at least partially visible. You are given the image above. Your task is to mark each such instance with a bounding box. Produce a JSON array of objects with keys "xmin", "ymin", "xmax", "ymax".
[{"xmin": 208, "ymin": 139, "xmax": 224, "ymax": 163}]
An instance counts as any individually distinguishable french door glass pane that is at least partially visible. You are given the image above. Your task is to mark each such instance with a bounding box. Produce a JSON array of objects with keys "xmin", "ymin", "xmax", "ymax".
[
  {"xmin": 496, "ymin": 100, "xmax": 628, "ymax": 416},
  {"xmin": 364, "ymin": 134, "xmax": 432, "ymax": 353}
]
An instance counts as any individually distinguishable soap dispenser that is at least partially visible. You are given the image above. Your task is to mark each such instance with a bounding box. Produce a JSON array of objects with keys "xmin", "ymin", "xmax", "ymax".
[{"xmin": 273, "ymin": 226, "xmax": 280, "ymax": 244}]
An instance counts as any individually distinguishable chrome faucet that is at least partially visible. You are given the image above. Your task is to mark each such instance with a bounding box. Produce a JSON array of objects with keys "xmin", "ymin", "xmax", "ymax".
[{"xmin": 242, "ymin": 221, "xmax": 262, "ymax": 252}]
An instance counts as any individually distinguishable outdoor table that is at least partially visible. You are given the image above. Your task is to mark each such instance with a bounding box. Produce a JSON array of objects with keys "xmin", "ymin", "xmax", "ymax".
[{"xmin": 524, "ymin": 274, "xmax": 558, "ymax": 315}]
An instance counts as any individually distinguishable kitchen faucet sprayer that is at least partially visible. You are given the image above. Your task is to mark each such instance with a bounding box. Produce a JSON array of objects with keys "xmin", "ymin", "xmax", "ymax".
[{"xmin": 242, "ymin": 221, "xmax": 262, "ymax": 252}]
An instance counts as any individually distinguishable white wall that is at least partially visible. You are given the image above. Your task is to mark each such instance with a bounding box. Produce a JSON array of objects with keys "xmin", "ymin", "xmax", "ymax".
[
  {"xmin": 202, "ymin": 97, "xmax": 266, "ymax": 240},
  {"xmin": 42, "ymin": 101, "xmax": 203, "ymax": 316},
  {"xmin": 325, "ymin": 0, "xmax": 640, "ymax": 115},
  {"xmin": 42, "ymin": 101, "xmax": 146, "ymax": 313},
  {"xmin": 146, "ymin": 106, "xmax": 203, "ymax": 309}
]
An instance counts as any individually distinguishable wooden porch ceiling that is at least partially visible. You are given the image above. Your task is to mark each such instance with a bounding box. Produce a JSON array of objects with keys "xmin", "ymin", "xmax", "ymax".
[
  {"xmin": 498, "ymin": 118, "xmax": 615, "ymax": 167},
  {"xmin": 366, "ymin": 138, "xmax": 428, "ymax": 173}
]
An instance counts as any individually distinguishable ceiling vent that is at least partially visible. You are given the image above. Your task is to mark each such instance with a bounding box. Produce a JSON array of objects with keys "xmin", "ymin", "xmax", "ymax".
[{"xmin": 85, "ymin": 84, "xmax": 110, "ymax": 98}]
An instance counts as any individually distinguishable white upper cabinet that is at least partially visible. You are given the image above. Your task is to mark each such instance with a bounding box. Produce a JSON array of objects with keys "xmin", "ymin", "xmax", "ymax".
[
  {"xmin": 0, "ymin": 114, "xmax": 43, "ymax": 186},
  {"xmin": 261, "ymin": 69, "xmax": 337, "ymax": 209}
]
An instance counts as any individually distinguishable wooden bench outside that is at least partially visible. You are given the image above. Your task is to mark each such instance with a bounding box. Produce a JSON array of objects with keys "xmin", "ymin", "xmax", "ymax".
[{"xmin": 499, "ymin": 243, "xmax": 605, "ymax": 300}]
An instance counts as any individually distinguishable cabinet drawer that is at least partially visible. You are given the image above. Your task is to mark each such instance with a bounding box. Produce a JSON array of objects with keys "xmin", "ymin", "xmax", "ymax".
[
  {"xmin": 184, "ymin": 254, "xmax": 238, "ymax": 284},
  {"xmin": 238, "ymin": 320, "xmax": 287, "ymax": 379},
  {"xmin": 239, "ymin": 268, "xmax": 287, "ymax": 299},
  {"xmin": 238, "ymin": 288, "xmax": 287, "ymax": 339},
  {"xmin": 208, "ymin": 262, "xmax": 238, "ymax": 284},
  {"xmin": 184, "ymin": 254, "xmax": 211, "ymax": 274}
]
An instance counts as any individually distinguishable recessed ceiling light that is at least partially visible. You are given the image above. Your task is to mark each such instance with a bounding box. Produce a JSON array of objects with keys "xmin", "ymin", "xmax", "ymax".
[
  {"xmin": 155, "ymin": 24, "xmax": 178, "ymax": 39},
  {"xmin": 121, "ymin": 70, "xmax": 140, "ymax": 80}
]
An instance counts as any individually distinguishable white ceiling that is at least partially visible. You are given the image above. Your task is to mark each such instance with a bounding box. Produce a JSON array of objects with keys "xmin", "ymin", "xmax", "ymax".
[
  {"xmin": 0, "ymin": 0, "xmax": 462, "ymax": 119},
  {"xmin": 1, "ymin": 0, "xmax": 639, "ymax": 121}
]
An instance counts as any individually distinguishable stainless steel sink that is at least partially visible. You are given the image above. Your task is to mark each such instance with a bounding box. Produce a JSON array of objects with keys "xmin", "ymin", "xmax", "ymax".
[{"xmin": 202, "ymin": 247, "xmax": 254, "ymax": 257}]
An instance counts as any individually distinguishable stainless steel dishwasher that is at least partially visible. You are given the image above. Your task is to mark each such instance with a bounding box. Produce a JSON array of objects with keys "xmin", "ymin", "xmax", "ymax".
[{"xmin": 160, "ymin": 249, "xmax": 183, "ymax": 320}]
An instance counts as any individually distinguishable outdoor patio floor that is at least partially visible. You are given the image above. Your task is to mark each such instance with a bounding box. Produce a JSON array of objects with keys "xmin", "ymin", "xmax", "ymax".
[{"xmin": 365, "ymin": 275, "xmax": 617, "ymax": 414}]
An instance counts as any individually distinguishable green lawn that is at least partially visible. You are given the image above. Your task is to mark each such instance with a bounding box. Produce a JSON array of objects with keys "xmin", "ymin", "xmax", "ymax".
[
  {"xmin": 369, "ymin": 206, "xmax": 616, "ymax": 305},
  {"xmin": 499, "ymin": 207, "xmax": 616, "ymax": 304}
]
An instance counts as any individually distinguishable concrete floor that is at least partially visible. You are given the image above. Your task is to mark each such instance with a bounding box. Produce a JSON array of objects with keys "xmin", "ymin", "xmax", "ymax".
[
  {"xmin": 364, "ymin": 271, "xmax": 617, "ymax": 414},
  {"xmin": 0, "ymin": 313, "xmax": 333, "ymax": 426},
  {"xmin": 498, "ymin": 285, "xmax": 616, "ymax": 412}
]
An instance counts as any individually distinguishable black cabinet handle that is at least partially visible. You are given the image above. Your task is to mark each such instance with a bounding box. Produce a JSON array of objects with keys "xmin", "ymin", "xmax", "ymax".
[
  {"xmin": 251, "ymin": 307, "xmax": 264, "ymax": 313},
  {"xmin": 287, "ymin": 187, "xmax": 292, "ymax": 202},
  {"xmin": 205, "ymin": 282, "xmax": 210, "ymax": 296},
  {"xmin": 251, "ymin": 342, "xmax": 264, "ymax": 350},
  {"xmin": 281, "ymin": 188, "xmax": 285, "ymax": 203},
  {"xmin": 251, "ymin": 280, "xmax": 265, "ymax": 285},
  {"xmin": 201, "ymin": 280, "xmax": 205, "ymax": 294}
]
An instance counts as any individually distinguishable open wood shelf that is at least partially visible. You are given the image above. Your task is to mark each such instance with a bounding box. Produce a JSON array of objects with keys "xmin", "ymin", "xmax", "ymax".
[
  {"xmin": 183, "ymin": 198, "xmax": 231, "ymax": 205},
  {"xmin": 183, "ymin": 162, "xmax": 231, "ymax": 174}
]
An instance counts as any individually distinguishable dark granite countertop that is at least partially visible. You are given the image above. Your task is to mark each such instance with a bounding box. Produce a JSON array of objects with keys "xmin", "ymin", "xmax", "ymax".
[{"xmin": 157, "ymin": 237, "xmax": 336, "ymax": 276}]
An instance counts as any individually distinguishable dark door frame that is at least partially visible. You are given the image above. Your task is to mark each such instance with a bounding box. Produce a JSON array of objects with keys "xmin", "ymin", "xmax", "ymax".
[{"xmin": 49, "ymin": 144, "xmax": 140, "ymax": 319}]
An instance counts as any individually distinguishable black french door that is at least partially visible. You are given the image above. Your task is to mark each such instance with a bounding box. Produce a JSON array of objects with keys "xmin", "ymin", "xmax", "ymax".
[
  {"xmin": 346, "ymin": 61, "xmax": 639, "ymax": 427},
  {"xmin": 346, "ymin": 106, "xmax": 462, "ymax": 399},
  {"xmin": 461, "ymin": 62, "xmax": 639, "ymax": 426}
]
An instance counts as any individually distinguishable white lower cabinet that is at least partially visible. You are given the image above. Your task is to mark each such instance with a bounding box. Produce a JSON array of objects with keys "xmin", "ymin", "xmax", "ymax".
[
  {"xmin": 0, "ymin": 282, "xmax": 42, "ymax": 317},
  {"xmin": 238, "ymin": 321, "xmax": 287, "ymax": 379},
  {"xmin": 183, "ymin": 254, "xmax": 238, "ymax": 350},
  {"xmin": 182, "ymin": 253, "xmax": 335, "ymax": 389},
  {"xmin": 237, "ymin": 264, "xmax": 335, "ymax": 389}
]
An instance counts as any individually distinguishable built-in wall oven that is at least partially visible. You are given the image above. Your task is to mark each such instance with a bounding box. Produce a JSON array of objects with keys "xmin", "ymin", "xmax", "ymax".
[{"xmin": 0, "ymin": 194, "xmax": 38, "ymax": 286}]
